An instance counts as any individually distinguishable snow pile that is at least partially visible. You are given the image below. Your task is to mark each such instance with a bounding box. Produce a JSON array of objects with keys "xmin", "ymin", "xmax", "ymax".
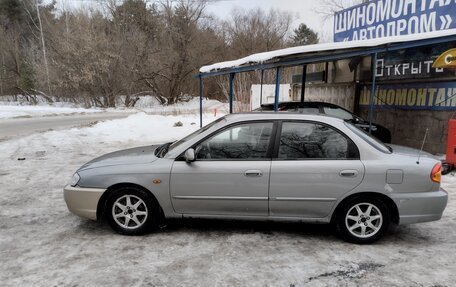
[
  {"xmin": 0, "ymin": 105, "xmax": 104, "ymax": 119},
  {"xmin": 200, "ymin": 29, "xmax": 456, "ymax": 73},
  {"xmin": 0, "ymin": 95, "xmax": 84, "ymax": 107},
  {"xmin": 74, "ymin": 112, "xmax": 207, "ymax": 144},
  {"xmin": 0, "ymin": 97, "xmax": 227, "ymax": 119},
  {"xmin": 140, "ymin": 98, "xmax": 228, "ymax": 115},
  {"xmin": 0, "ymin": 113, "xmax": 221, "ymax": 159}
]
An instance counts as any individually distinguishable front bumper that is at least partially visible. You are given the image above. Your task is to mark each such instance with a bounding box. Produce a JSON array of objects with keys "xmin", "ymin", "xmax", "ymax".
[
  {"xmin": 63, "ymin": 185, "xmax": 106, "ymax": 220},
  {"xmin": 391, "ymin": 188, "xmax": 448, "ymax": 225}
]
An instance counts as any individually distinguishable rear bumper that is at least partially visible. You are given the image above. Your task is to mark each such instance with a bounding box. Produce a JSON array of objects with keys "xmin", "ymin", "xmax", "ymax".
[
  {"xmin": 63, "ymin": 185, "xmax": 106, "ymax": 220},
  {"xmin": 391, "ymin": 189, "xmax": 448, "ymax": 225}
]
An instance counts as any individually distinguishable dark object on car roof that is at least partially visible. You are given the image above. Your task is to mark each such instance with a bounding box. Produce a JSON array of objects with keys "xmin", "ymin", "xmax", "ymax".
[{"xmin": 255, "ymin": 101, "xmax": 392, "ymax": 143}]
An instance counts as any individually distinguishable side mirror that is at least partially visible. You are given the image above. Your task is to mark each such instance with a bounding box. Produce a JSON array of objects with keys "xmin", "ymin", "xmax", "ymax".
[{"xmin": 184, "ymin": 148, "xmax": 196, "ymax": 163}]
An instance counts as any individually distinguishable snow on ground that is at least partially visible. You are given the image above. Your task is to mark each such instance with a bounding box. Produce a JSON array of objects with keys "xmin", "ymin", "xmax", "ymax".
[
  {"xmin": 0, "ymin": 105, "xmax": 104, "ymax": 119},
  {"xmin": 0, "ymin": 98, "xmax": 227, "ymax": 119},
  {"xmin": 138, "ymin": 98, "xmax": 227, "ymax": 115},
  {"xmin": 0, "ymin": 113, "xmax": 455, "ymax": 286}
]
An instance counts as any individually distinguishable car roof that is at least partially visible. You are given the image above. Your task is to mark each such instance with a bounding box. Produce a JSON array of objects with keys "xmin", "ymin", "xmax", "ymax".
[
  {"xmin": 222, "ymin": 112, "xmax": 344, "ymax": 124},
  {"xmin": 259, "ymin": 101, "xmax": 339, "ymax": 108}
]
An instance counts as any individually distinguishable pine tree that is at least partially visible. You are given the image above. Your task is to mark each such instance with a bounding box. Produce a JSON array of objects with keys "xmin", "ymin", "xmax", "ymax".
[
  {"xmin": 0, "ymin": 0, "xmax": 24, "ymax": 23},
  {"xmin": 291, "ymin": 23, "xmax": 319, "ymax": 46}
]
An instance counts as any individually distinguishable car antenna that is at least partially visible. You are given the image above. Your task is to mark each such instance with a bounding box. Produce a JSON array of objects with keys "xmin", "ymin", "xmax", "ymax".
[{"xmin": 416, "ymin": 128, "xmax": 429, "ymax": 165}]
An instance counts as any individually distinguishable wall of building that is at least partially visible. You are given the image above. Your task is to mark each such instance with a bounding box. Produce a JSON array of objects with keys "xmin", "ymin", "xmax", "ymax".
[
  {"xmin": 301, "ymin": 44, "xmax": 455, "ymax": 155},
  {"xmin": 250, "ymin": 84, "xmax": 292, "ymax": 110},
  {"xmin": 291, "ymin": 79, "xmax": 452, "ymax": 154},
  {"xmin": 291, "ymin": 83, "xmax": 357, "ymax": 111},
  {"xmin": 358, "ymin": 108, "xmax": 450, "ymax": 155},
  {"xmin": 250, "ymin": 42, "xmax": 455, "ymax": 155}
]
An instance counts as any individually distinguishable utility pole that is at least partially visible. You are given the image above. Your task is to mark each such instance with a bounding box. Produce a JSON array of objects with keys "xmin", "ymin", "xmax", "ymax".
[{"xmin": 35, "ymin": 0, "xmax": 52, "ymax": 96}]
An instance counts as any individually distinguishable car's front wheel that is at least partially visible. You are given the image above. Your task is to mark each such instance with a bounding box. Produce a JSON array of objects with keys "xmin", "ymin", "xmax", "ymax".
[
  {"xmin": 336, "ymin": 197, "xmax": 390, "ymax": 244},
  {"xmin": 106, "ymin": 187, "xmax": 158, "ymax": 235}
]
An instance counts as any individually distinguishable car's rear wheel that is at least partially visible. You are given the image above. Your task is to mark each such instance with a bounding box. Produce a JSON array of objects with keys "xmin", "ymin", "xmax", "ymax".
[
  {"xmin": 106, "ymin": 187, "xmax": 158, "ymax": 235},
  {"xmin": 336, "ymin": 197, "xmax": 390, "ymax": 244}
]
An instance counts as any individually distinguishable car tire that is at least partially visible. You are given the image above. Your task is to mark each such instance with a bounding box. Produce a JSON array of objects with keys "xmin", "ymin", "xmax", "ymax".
[
  {"xmin": 106, "ymin": 187, "xmax": 159, "ymax": 235},
  {"xmin": 335, "ymin": 196, "xmax": 390, "ymax": 244}
]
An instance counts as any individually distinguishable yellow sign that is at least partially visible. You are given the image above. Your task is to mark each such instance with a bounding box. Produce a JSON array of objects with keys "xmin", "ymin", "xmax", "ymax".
[{"xmin": 433, "ymin": 48, "xmax": 456, "ymax": 69}]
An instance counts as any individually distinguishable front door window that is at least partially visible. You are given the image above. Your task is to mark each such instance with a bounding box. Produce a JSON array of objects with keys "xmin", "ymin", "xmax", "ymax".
[{"xmin": 196, "ymin": 122, "xmax": 273, "ymax": 160}]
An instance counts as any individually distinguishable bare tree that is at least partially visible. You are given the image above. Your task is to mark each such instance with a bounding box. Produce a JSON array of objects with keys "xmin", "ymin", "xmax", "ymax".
[
  {"xmin": 0, "ymin": 0, "xmax": 298, "ymax": 107},
  {"xmin": 139, "ymin": 0, "xmax": 224, "ymax": 105},
  {"xmin": 215, "ymin": 8, "xmax": 294, "ymax": 110},
  {"xmin": 224, "ymin": 8, "xmax": 293, "ymax": 58},
  {"xmin": 313, "ymin": 0, "xmax": 365, "ymax": 20},
  {"xmin": 34, "ymin": 0, "xmax": 51, "ymax": 96}
]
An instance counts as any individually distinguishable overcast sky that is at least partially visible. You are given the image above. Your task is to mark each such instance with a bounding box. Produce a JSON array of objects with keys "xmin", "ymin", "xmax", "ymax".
[{"xmin": 205, "ymin": 0, "xmax": 334, "ymax": 41}]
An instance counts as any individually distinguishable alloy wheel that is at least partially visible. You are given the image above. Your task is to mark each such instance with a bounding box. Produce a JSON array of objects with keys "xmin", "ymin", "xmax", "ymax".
[
  {"xmin": 345, "ymin": 202, "xmax": 383, "ymax": 239},
  {"xmin": 112, "ymin": 195, "xmax": 148, "ymax": 230}
]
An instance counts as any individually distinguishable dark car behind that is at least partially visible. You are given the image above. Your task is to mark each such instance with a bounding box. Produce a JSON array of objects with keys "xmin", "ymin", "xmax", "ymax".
[{"xmin": 255, "ymin": 101, "xmax": 392, "ymax": 143}]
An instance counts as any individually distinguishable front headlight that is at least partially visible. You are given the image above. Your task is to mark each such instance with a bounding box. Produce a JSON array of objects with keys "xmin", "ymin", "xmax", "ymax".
[{"xmin": 69, "ymin": 173, "xmax": 80, "ymax": 187}]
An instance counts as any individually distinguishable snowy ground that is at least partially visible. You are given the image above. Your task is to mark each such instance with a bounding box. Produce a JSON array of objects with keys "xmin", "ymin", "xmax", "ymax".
[
  {"xmin": 0, "ymin": 105, "xmax": 105, "ymax": 119},
  {"xmin": 0, "ymin": 112, "xmax": 455, "ymax": 286},
  {"xmin": 137, "ymin": 98, "xmax": 227, "ymax": 116},
  {"xmin": 0, "ymin": 98, "xmax": 227, "ymax": 119}
]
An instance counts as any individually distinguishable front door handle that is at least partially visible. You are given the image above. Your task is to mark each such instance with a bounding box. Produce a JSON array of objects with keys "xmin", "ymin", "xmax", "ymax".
[
  {"xmin": 244, "ymin": 170, "xmax": 263, "ymax": 177},
  {"xmin": 339, "ymin": 170, "xmax": 358, "ymax": 177}
]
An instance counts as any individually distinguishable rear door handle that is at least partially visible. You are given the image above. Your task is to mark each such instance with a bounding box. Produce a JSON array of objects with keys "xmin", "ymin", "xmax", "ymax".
[
  {"xmin": 339, "ymin": 170, "xmax": 358, "ymax": 177},
  {"xmin": 244, "ymin": 170, "xmax": 263, "ymax": 177}
]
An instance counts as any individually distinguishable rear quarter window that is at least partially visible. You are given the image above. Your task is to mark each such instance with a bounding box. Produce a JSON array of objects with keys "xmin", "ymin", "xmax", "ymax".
[{"xmin": 345, "ymin": 122, "xmax": 391, "ymax": 154}]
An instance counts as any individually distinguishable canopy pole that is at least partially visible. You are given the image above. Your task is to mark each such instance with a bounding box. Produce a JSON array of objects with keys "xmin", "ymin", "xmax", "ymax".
[
  {"xmin": 229, "ymin": 73, "xmax": 235, "ymax": 114},
  {"xmin": 199, "ymin": 76, "xmax": 203, "ymax": 128},
  {"xmin": 300, "ymin": 64, "xmax": 307, "ymax": 103},
  {"xmin": 274, "ymin": 67, "xmax": 281, "ymax": 112},
  {"xmin": 368, "ymin": 53, "xmax": 377, "ymax": 134},
  {"xmin": 260, "ymin": 69, "xmax": 264, "ymax": 106}
]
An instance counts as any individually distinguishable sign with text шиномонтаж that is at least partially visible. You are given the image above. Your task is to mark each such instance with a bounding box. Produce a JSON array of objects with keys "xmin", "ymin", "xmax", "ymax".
[
  {"xmin": 334, "ymin": 0, "xmax": 456, "ymax": 42},
  {"xmin": 359, "ymin": 82, "xmax": 456, "ymax": 110}
]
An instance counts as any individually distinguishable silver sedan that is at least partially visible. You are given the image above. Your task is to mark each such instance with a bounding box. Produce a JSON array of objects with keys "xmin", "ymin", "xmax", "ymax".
[{"xmin": 64, "ymin": 113, "xmax": 448, "ymax": 244}]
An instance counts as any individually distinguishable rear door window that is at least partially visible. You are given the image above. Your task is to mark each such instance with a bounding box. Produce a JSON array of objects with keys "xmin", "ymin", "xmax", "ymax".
[{"xmin": 278, "ymin": 122, "xmax": 359, "ymax": 160}]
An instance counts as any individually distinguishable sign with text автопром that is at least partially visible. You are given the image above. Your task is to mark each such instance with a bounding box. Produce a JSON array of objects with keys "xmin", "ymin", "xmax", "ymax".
[
  {"xmin": 359, "ymin": 82, "xmax": 456, "ymax": 110},
  {"xmin": 334, "ymin": 0, "xmax": 456, "ymax": 42}
]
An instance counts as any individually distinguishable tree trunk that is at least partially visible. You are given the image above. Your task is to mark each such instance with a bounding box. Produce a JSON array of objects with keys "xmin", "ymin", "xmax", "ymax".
[
  {"xmin": 0, "ymin": 53, "xmax": 4, "ymax": 97},
  {"xmin": 35, "ymin": 0, "xmax": 52, "ymax": 96},
  {"xmin": 105, "ymin": 93, "xmax": 116, "ymax": 108}
]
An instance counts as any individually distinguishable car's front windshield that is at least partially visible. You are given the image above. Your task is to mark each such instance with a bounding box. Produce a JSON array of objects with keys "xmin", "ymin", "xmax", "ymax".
[
  {"xmin": 345, "ymin": 121, "xmax": 392, "ymax": 153},
  {"xmin": 166, "ymin": 117, "xmax": 226, "ymax": 154}
]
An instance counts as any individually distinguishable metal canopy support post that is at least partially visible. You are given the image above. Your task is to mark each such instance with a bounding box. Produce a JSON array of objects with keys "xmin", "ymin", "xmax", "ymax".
[
  {"xmin": 229, "ymin": 73, "xmax": 235, "ymax": 114},
  {"xmin": 260, "ymin": 69, "xmax": 264, "ymax": 106},
  {"xmin": 274, "ymin": 67, "xmax": 281, "ymax": 112},
  {"xmin": 368, "ymin": 53, "xmax": 378, "ymax": 134},
  {"xmin": 300, "ymin": 64, "xmax": 307, "ymax": 103},
  {"xmin": 199, "ymin": 76, "xmax": 203, "ymax": 128}
]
